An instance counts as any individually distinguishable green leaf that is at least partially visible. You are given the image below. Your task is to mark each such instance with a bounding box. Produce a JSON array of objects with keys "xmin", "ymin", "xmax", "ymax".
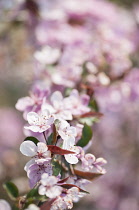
[
  {"xmin": 52, "ymin": 160, "xmax": 61, "ymax": 176},
  {"xmin": 64, "ymin": 88, "xmax": 72, "ymax": 97},
  {"xmin": 47, "ymin": 133, "xmax": 53, "ymax": 145},
  {"xmin": 26, "ymin": 188, "xmax": 39, "ymax": 199},
  {"xmin": 3, "ymin": 182, "xmax": 19, "ymax": 200},
  {"xmin": 79, "ymin": 117, "xmax": 95, "ymax": 126},
  {"xmin": 77, "ymin": 124, "xmax": 93, "ymax": 147},
  {"xmin": 26, "ymin": 188, "xmax": 47, "ymax": 205},
  {"xmin": 51, "ymin": 124, "xmax": 57, "ymax": 145},
  {"xmin": 89, "ymin": 99, "xmax": 99, "ymax": 112},
  {"xmin": 24, "ymin": 136, "xmax": 39, "ymax": 145},
  {"xmin": 12, "ymin": 205, "xmax": 19, "ymax": 210}
]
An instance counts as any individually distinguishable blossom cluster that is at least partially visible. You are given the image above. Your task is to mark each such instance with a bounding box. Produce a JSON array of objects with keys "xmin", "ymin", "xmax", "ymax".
[
  {"xmin": 3, "ymin": 0, "xmax": 139, "ymax": 209},
  {"xmin": 15, "ymin": 87, "xmax": 106, "ymax": 209}
]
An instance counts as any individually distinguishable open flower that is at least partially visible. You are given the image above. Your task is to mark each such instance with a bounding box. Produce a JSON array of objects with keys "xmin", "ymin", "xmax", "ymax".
[
  {"xmin": 57, "ymin": 120, "xmax": 77, "ymax": 145},
  {"xmin": 51, "ymin": 187, "xmax": 81, "ymax": 210},
  {"xmin": 42, "ymin": 91, "xmax": 72, "ymax": 120},
  {"xmin": 56, "ymin": 120, "xmax": 80, "ymax": 164},
  {"xmin": 81, "ymin": 153, "xmax": 107, "ymax": 173},
  {"xmin": 15, "ymin": 85, "xmax": 49, "ymax": 119},
  {"xmin": 27, "ymin": 161, "xmax": 52, "ymax": 188},
  {"xmin": 20, "ymin": 141, "xmax": 51, "ymax": 171},
  {"xmin": 64, "ymin": 145, "xmax": 79, "ymax": 165},
  {"xmin": 39, "ymin": 173, "xmax": 62, "ymax": 198},
  {"xmin": 24, "ymin": 109, "xmax": 54, "ymax": 133},
  {"xmin": 64, "ymin": 89, "xmax": 91, "ymax": 116}
]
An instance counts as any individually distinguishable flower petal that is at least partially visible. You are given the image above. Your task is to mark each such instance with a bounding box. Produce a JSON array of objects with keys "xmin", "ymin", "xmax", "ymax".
[
  {"xmin": 42, "ymin": 104, "xmax": 55, "ymax": 114},
  {"xmin": 51, "ymin": 91, "xmax": 63, "ymax": 104},
  {"xmin": 38, "ymin": 185, "xmax": 46, "ymax": 195},
  {"xmin": 41, "ymin": 109, "xmax": 50, "ymax": 118},
  {"xmin": 46, "ymin": 186, "xmax": 62, "ymax": 198},
  {"xmin": 20, "ymin": 141, "xmax": 37, "ymax": 156},
  {"xmin": 46, "ymin": 116, "xmax": 54, "ymax": 126},
  {"xmin": 27, "ymin": 112, "xmax": 39, "ymax": 125},
  {"xmin": 24, "ymin": 159, "xmax": 35, "ymax": 171},
  {"xmin": 24, "ymin": 125, "xmax": 40, "ymax": 132},
  {"xmin": 41, "ymin": 173, "xmax": 49, "ymax": 185},
  {"xmin": 15, "ymin": 97, "xmax": 34, "ymax": 111},
  {"xmin": 65, "ymin": 154, "xmax": 79, "ymax": 164}
]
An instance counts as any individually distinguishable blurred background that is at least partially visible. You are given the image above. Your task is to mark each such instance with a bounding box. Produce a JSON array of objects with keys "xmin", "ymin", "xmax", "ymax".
[{"xmin": 0, "ymin": 0, "xmax": 139, "ymax": 209}]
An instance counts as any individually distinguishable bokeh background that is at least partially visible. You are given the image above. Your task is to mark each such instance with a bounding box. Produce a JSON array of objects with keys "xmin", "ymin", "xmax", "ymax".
[{"xmin": 0, "ymin": 0, "xmax": 139, "ymax": 209}]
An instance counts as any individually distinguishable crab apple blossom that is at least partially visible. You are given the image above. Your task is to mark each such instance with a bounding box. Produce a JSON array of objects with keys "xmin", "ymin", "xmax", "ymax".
[
  {"xmin": 57, "ymin": 120, "xmax": 77, "ymax": 145},
  {"xmin": 67, "ymin": 187, "xmax": 85, "ymax": 203},
  {"xmin": 24, "ymin": 109, "xmax": 54, "ymax": 133},
  {"xmin": 52, "ymin": 65, "xmax": 82, "ymax": 88},
  {"xmin": 15, "ymin": 85, "xmax": 49, "ymax": 119},
  {"xmin": 51, "ymin": 187, "xmax": 82, "ymax": 210},
  {"xmin": 27, "ymin": 161, "xmax": 52, "ymax": 188},
  {"xmin": 81, "ymin": 153, "xmax": 107, "ymax": 173},
  {"xmin": 62, "ymin": 137, "xmax": 80, "ymax": 165},
  {"xmin": 56, "ymin": 119, "xmax": 79, "ymax": 164},
  {"xmin": 64, "ymin": 89, "xmax": 91, "ymax": 116},
  {"xmin": 39, "ymin": 173, "xmax": 62, "ymax": 198},
  {"xmin": 68, "ymin": 176, "xmax": 91, "ymax": 190},
  {"xmin": 34, "ymin": 46, "xmax": 61, "ymax": 65},
  {"xmin": 20, "ymin": 141, "xmax": 51, "ymax": 171},
  {"xmin": 64, "ymin": 146, "xmax": 79, "ymax": 164},
  {"xmin": 42, "ymin": 91, "xmax": 72, "ymax": 120}
]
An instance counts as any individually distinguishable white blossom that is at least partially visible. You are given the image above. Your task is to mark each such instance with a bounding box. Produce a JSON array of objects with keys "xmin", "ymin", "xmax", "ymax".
[
  {"xmin": 82, "ymin": 153, "xmax": 107, "ymax": 173},
  {"xmin": 57, "ymin": 120, "xmax": 77, "ymax": 145},
  {"xmin": 39, "ymin": 173, "xmax": 62, "ymax": 198},
  {"xmin": 24, "ymin": 109, "xmax": 54, "ymax": 133},
  {"xmin": 20, "ymin": 141, "xmax": 51, "ymax": 171},
  {"xmin": 42, "ymin": 91, "xmax": 72, "ymax": 120}
]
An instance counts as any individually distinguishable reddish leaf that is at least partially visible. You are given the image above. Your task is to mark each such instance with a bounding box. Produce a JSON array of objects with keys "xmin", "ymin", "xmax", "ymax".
[
  {"xmin": 58, "ymin": 177, "xmax": 69, "ymax": 184},
  {"xmin": 48, "ymin": 145, "xmax": 75, "ymax": 155},
  {"xmin": 40, "ymin": 199, "xmax": 56, "ymax": 210},
  {"xmin": 80, "ymin": 111, "xmax": 103, "ymax": 118},
  {"xmin": 80, "ymin": 83, "xmax": 94, "ymax": 97},
  {"xmin": 74, "ymin": 169, "xmax": 103, "ymax": 181},
  {"xmin": 60, "ymin": 184, "xmax": 89, "ymax": 194}
]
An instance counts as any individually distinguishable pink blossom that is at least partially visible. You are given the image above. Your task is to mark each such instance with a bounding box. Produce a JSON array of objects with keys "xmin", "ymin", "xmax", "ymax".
[
  {"xmin": 52, "ymin": 65, "xmax": 82, "ymax": 88},
  {"xmin": 64, "ymin": 89, "xmax": 91, "ymax": 116},
  {"xmin": 51, "ymin": 187, "xmax": 81, "ymax": 210},
  {"xmin": 82, "ymin": 153, "xmax": 107, "ymax": 173},
  {"xmin": 42, "ymin": 91, "xmax": 72, "ymax": 120},
  {"xmin": 24, "ymin": 109, "xmax": 54, "ymax": 133},
  {"xmin": 39, "ymin": 173, "xmax": 62, "ymax": 198},
  {"xmin": 20, "ymin": 141, "xmax": 51, "ymax": 171},
  {"xmin": 63, "ymin": 139, "xmax": 79, "ymax": 165},
  {"xmin": 57, "ymin": 120, "xmax": 77, "ymax": 145},
  {"xmin": 27, "ymin": 161, "xmax": 52, "ymax": 188},
  {"xmin": 15, "ymin": 85, "xmax": 49, "ymax": 119}
]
